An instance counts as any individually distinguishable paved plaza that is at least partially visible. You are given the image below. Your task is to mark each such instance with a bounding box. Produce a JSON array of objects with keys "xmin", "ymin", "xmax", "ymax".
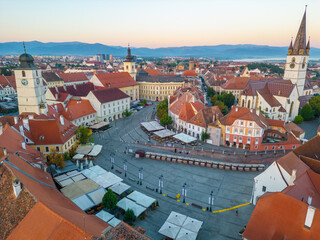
[{"xmin": 94, "ymin": 106, "xmax": 259, "ymax": 239}]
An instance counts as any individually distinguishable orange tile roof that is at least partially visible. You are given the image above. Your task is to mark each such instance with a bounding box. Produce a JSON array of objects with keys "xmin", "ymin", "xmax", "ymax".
[
  {"xmin": 58, "ymin": 72, "xmax": 88, "ymax": 83},
  {"xmin": 95, "ymin": 72, "xmax": 139, "ymax": 88},
  {"xmin": 190, "ymin": 101, "xmax": 205, "ymax": 112},
  {"xmin": 179, "ymin": 102, "xmax": 196, "ymax": 122},
  {"xmin": 277, "ymin": 151, "xmax": 310, "ymax": 178},
  {"xmin": 169, "ymin": 92, "xmax": 194, "ymax": 115},
  {"xmin": 144, "ymin": 68, "xmax": 160, "ymax": 76},
  {"xmin": 243, "ymin": 192, "xmax": 320, "ymax": 240},
  {"xmin": 62, "ymin": 100, "xmax": 96, "ymax": 121},
  {"xmin": 266, "ymin": 119, "xmax": 285, "ymax": 128},
  {"xmin": 188, "ymin": 106, "xmax": 222, "ymax": 128},
  {"xmin": 182, "ymin": 70, "xmax": 197, "ymax": 77},
  {"xmin": 284, "ymin": 121, "xmax": 305, "ymax": 137}
]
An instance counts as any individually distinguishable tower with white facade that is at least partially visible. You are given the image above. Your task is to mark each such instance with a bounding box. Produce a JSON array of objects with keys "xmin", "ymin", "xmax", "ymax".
[
  {"xmin": 123, "ymin": 46, "xmax": 136, "ymax": 80},
  {"xmin": 14, "ymin": 49, "xmax": 48, "ymax": 115},
  {"xmin": 283, "ymin": 8, "xmax": 310, "ymax": 97}
]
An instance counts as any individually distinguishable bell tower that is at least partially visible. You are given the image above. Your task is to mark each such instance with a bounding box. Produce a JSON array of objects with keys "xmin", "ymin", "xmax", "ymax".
[
  {"xmin": 14, "ymin": 46, "xmax": 48, "ymax": 115},
  {"xmin": 283, "ymin": 7, "xmax": 309, "ymax": 97},
  {"xmin": 123, "ymin": 45, "xmax": 136, "ymax": 80}
]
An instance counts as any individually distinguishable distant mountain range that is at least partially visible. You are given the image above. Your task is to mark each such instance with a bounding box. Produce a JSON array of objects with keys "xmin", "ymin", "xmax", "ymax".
[{"xmin": 1, "ymin": 41, "xmax": 320, "ymax": 59}]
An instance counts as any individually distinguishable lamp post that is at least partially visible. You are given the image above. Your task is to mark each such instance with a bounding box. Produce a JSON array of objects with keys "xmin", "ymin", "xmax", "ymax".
[
  {"xmin": 209, "ymin": 191, "xmax": 214, "ymax": 211},
  {"xmin": 139, "ymin": 167, "xmax": 143, "ymax": 185},
  {"xmin": 123, "ymin": 160, "xmax": 127, "ymax": 177},
  {"xmin": 159, "ymin": 175, "xmax": 164, "ymax": 194},
  {"xmin": 182, "ymin": 183, "xmax": 187, "ymax": 203},
  {"xmin": 110, "ymin": 153, "xmax": 114, "ymax": 170}
]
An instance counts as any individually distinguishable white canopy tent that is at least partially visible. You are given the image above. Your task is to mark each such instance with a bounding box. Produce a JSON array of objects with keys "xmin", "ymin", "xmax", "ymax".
[
  {"xmin": 88, "ymin": 145, "xmax": 103, "ymax": 157},
  {"xmin": 116, "ymin": 198, "xmax": 146, "ymax": 217},
  {"xmin": 153, "ymin": 129, "xmax": 175, "ymax": 138},
  {"xmin": 92, "ymin": 172, "xmax": 123, "ymax": 188},
  {"xmin": 72, "ymin": 154, "xmax": 84, "ymax": 160},
  {"xmin": 176, "ymin": 228, "xmax": 197, "ymax": 240},
  {"xmin": 182, "ymin": 217, "xmax": 203, "ymax": 233},
  {"xmin": 76, "ymin": 145, "xmax": 93, "ymax": 155},
  {"xmin": 95, "ymin": 210, "xmax": 114, "ymax": 222},
  {"xmin": 158, "ymin": 221, "xmax": 180, "ymax": 239},
  {"xmin": 109, "ymin": 182, "xmax": 131, "ymax": 195},
  {"xmin": 127, "ymin": 190, "xmax": 156, "ymax": 208},
  {"xmin": 107, "ymin": 217, "xmax": 121, "ymax": 227},
  {"xmin": 72, "ymin": 195, "xmax": 95, "ymax": 211},
  {"xmin": 141, "ymin": 121, "xmax": 164, "ymax": 132},
  {"xmin": 87, "ymin": 187, "xmax": 107, "ymax": 205},
  {"xmin": 166, "ymin": 211, "xmax": 187, "ymax": 227},
  {"xmin": 173, "ymin": 133, "xmax": 197, "ymax": 143}
]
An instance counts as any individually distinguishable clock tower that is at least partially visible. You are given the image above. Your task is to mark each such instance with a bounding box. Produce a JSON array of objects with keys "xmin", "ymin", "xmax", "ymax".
[
  {"xmin": 14, "ymin": 50, "xmax": 48, "ymax": 115},
  {"xmin": 123, "ymin": 46, "xmax": 136, "ymax": 80},
  {"xmin": 283, "ymin": 8, "xmax": 310, "ymax": 97}
]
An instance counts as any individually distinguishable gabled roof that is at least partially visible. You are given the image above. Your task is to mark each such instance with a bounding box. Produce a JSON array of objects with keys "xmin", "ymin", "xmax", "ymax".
[
  {"xmin": 62, "ymin": 100, "xmax": 96, "ymax": 121},
  {"xmin": 4, "ymin": 75, "xmax": 16, "ymax": 90},
  {"xmin": 94, "ymin": 72, "xmax": 138, "ymax": 88},
  {"xmin": 169, "ymin": 92, "xmax": 194, "ymax": 116},
  {"xmin": 48, "ymin": 82, "xmax": 95, "ymax": 98},
  {"xmin": 42, "ymin": 72, "xmax": 63, "ymax": 83},
  {"xmin": 243, "ymin": 192, "xmax": 320, "ymax": 240},
  {"xmin": 182, "ymin": 70, "xmax": 197, "ymax": 77},
  {"xmin": 91, "ymin": 88, "xmax": 130, "ymax": 104},
  {"xmin": 143, "ymin": 68, "xmax": 160, "ymax": 76},
  {"xmin": 266, "ymin": 119, "xmax": 285, "ymax": 128},
  {"xmin": 179, "ymin": 102, "xmax": 196, "ymax": 122},
  {"xmin": 277, "ymin": 151, "xmax": 310, "ymax": 178},
  {"xmin": 219, "ymin": 106, "xmax": 268, "ymax": 129},
  {"xmin": 284, "ymin": 121, "xmax": 305, "ymax": 138},
  {"xmin": 188, "ymin": 106, "xmax": 222, "ymax": 128},
  {"xmin": 0, "ymin": 75, "xmax": 12, "ymax": 88},
  {"xmin": 58, "ymin": 72, "xmax": 88, "ymax": 83}
]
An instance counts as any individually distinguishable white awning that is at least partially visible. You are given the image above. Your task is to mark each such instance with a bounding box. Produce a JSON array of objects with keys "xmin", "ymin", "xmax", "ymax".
[
  {"xmin": 166, "ymin": 211, "xmax": 187, "ymax": 227},
  {"xmin": 173, "ymin": 133, "xmax": 197, "ymax": 143},
  {"xmin": 73, "ymin": 154, "xmax": 84, "ymax": 160},
  {"xmin": 116, "ymin": 198, "xmax": 146, "ymax": 217},
  {"xmin": 95, "ymin": 210, "xmax": 114, "ymax": 222},
  {"xmin": 158, "ymin": 221, "xmax": 180, "ymax": 239},
  {"xmin": 87, "ymin": 187, "xmax": 107, "ymax": 205},
  {"xmin": 72, "ymin": 195, "xmax": 95, "ymax": 211},
  {"xmin": 88, "ymin": 145, "xmax": 103, "ymax": 157},
  {"xmin": 176, "ymin": 228, "xmax": 197, "ymax": 240},
  {"xmin": 90, "ymin": 121, "xmax": 109, "ymax": 130},
  {"xmin": 127, "ymin": 190, "xmax": 156, "ymax": 208},
  {"xmin": 92, "ymin": 172, "xmax": 123, "ymax": 188},
  {"xmin": 182, "ymin": 217, "xmax": 203, "ymax": 233},
  {"xmin": 109, "ymin": 182, "xmax": 131, "ymax": 195},
  {"xmin": 141, "ymin": 121, "xmax": 164, "ymax": 132},
  {"xmin": 153, "ymin": 129, "xmax": 175, "ymax": 138}
]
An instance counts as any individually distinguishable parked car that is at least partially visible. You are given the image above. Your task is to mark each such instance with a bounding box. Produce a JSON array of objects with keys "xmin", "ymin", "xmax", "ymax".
[{"xmin": 145, "ymin": 103, "xmax": 149, "ymax": 106}]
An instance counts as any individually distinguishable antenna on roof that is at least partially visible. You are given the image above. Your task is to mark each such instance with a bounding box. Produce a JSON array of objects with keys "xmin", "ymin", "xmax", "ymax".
[{"xmin": 23, "ymin": 41, "xmax": 26, "ymax": 54}]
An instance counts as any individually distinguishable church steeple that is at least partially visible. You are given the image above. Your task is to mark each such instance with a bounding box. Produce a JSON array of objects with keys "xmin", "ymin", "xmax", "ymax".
[
  {"xmin": 288, "ymin": 38, "xmax": 293, "ymax": 55},
  {"xmin": 306, "ymin": 37, "xmax": 310, "ymax": 55},
  {"xmin": 291, "ymin": 6, "xmax": 308, "ymax": 56}
]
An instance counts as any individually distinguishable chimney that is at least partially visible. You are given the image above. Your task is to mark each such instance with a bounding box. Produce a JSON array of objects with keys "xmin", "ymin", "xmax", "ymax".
[
  {"xmin": 14, "ymin": 116, "xmax": 18, "ymax": 124},
  {"xmin": 13, "ymin": 178, "xmax": 22, "ymax": 198},
  {"xmin": 289, "ymin": 169, "xmax": 297, "ymax": 186},
  {"xmin": 308, "ymin": 196, "xmax": 312, "ymax": 205},
  {"xmin": 305, "ymin": 206, "xmax": 316, "ymax": 229},
  {"xmin": 22, "ymin": 119, "xmax": 29, "ymax": 131},
  {"xmin": 60, "ymin": 115, "xmax": 64, "ymax": 126},
  {"xmin": 235, "ymin": 107, "xmax": 238, "ymax": 112},
  {"xmin": 28, "ymin": 114, "xmax": 34, "ymax": 120},
  {"xmin": 19, "ymin": 125, "xmax": 24, "ymax": 136},
  {"xmin": 54, "ymin": 104, "xmax": 58, "ymax": 112},
  {"xmin": 0, "ymin": 123, "xmax": 3, "ymax": 135},
  {"xmin": 21, "ymin": 141, "xmax": 26, "ymax": 150},
  {"xmin": 3, "ymin": 148, "xmax": 7, "ymax": 156}
]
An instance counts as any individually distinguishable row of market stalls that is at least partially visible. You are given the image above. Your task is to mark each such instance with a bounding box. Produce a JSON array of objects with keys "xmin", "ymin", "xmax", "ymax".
[
  {"xmin": 73, "ymin": 144, "xmax": 103, "ymax": 162},
  {"xmin": 158, "ymin": 211, "xmax": 203, "ymax": 240},
  {"xmin": 141, "ymin": 121, "xmax": 197, "ymax": 145}
]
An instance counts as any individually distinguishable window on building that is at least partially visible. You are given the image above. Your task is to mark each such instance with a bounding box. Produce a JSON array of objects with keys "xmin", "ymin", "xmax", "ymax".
[
  {"xmin": 240, "ymin": 121, "xmax": 243, "ymax": 126},
  {"xmin": 56, "ymin": 146, "xmax": 59, "ymax": 151},
  {"xmin": 239, "ymin": 136, "xmax": 242, "ymax": 142},
  {"xmin": 256, "ymin": 130, "xmax": 260, "ymax": 136},
  {"xmin": 240, "ymin": 129, "xmax": 243, "ymax": 134},
  {"xmin": 233, "ymin": 136, "xmax": 237, "ymax": 141},
  {"xmin": 36, "ymin": 147, "xmax": 40, "ymax": 151},
  {"xmin": 226, "ymin": 127, "xmax": 230, "ymax": 133},
  {"xmin": 226, "ymin": 135, "xmax": 229, "ymax": 141},
  {"xmin": 255, "ymin": 138, "xmax": 259, "ymax": 144},
  {"xmin": 272, "ymin": 146, "xmax": 275, "ymax": 150},
  {"xmin": 265, "ymin": 146, "xmax": 268, "ymax": 150},
  {"xmin": 234, "ymin": 128, "xmax": 238, "ymax": 134},
  {"xmin": 248, "ymin": 130, "xmax": 252, "ymax": 135},
  {"xmin": 45, "ymin": 146, "xmax": 49, "ymax": 152},
  {"xmin": 249, "ymin": 122, "xmax": 252, "ymax": 127},
  {"xmin": 247, "ymin": 138, "xmax": 251, "ymax": 143},
  {"xmin": 262, "ymin": 186, "xmax": 266, "ymax": 192},
  {"xmin": 22, "ymin": 71, "xmax": 26, "ymax": 77}
]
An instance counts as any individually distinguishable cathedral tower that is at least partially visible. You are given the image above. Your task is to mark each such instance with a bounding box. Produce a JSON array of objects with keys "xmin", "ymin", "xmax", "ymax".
[
  {"xmin": 189, "ymin": 57, "xmax": 194, "ymax": 71},
  {"xmin": 283, "ymin": 8, "xmax": 310, "ymax": 96},
  {"xmin": 14, "ymin": 49, "xmax": 48, "ymax": 115},
  {"xmin": 123, "ymin": 46, "xmax": 136, "ymax": 80}
]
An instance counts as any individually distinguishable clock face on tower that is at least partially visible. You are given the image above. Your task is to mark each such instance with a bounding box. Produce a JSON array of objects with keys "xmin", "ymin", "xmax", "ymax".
[
  {"xmin": 21, "ymin": 79, "xmax": 28, "ymax": 86},
  {"xmin": 290, "ymin": 63, "xmax": 295, "ymax": 69}
]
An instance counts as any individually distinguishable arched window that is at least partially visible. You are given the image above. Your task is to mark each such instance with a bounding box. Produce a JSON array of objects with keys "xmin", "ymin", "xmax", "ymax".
[
  {"xmin": 22, "ymin": 71, "xmax": 26, "ymax": 77},
  {"xmin": 36, "ymin": 71, "xmax": 38, "ymax": 76},
  {"xmin": 302, "ymin": 57, "xmax": 306, "ymax": 69},
  {"xmin": 291, "ymin": 57, "xmax": 296, "ymax": 63}
]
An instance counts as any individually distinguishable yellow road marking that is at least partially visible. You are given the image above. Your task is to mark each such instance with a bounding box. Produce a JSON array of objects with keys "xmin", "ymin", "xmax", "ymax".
[{"xmin": 212, "ymin": 202, "xmax": 250, "ymax": 213}]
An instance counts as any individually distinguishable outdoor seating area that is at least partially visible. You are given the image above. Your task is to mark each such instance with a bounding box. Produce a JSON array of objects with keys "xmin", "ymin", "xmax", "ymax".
[
  {"xmin": 89, "ymin": 121, "xmax": 110, "ymax": 132},
  {"xmin": 54, "ymin": 170, "xmax": 86, "ymax": 188},
  {"xmin": 173, "ymin": 133, "xmax": 197, "ymax": 145},
  {"xmin": 158, "ymin": 211, "xmax": 203, "ymax": 240},
  {"xmin": 81, "ymin": 166, "xmax": 123, "ymax": 188}
]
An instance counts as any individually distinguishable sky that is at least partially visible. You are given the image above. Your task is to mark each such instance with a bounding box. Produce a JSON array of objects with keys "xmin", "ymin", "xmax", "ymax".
[{"xmin": 0, "ymin": 0, "xmax": 319, "ymax": 48}]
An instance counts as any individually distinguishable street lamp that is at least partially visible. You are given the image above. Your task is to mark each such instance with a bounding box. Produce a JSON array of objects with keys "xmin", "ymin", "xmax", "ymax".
[
  {"xmin": 123, "ymin": 160, "xmax": 127, "ymax": 177},
  {"xmin": 138, "ymin": 167, "xmax": 143, "ymax": 185},
  {"xmin": 182, "ymin": 182, "xmax": 187, "ymax": 203},
  {"xmin": 159, "ymin": 175, "xmax": 164, "ymax": 194},
  {"xmin": 110, "ymin": 153, "xmax": 115, "ymax": 170},
  {"xmin": 209, "ymin": 191, "xmax": 214, "ymax": 211}
]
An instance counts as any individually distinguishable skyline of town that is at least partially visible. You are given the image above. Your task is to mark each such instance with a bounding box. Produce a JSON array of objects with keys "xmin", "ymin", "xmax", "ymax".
[{"xmin": 1, "ymin": 0, "xmax": 320, "ymax": 48}]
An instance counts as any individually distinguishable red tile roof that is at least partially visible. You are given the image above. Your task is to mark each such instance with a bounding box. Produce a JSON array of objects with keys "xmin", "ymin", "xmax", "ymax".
[
  {"xmin": 62, "ymin": 100, "xmax": 96, "ymax": 121},
  {"xmin": 284, "ymin": 121, "xmax": 305, "ymax": 138},
  {"xmin": 48, "ymin": 82, "xmax": 95, "ymax": 98},
  {"xmin": 188, "ymin": 106, "xmax": 222, "ymax": 128},
  {"xmin": 58, "ymin": 72, "xmax": 88, "ymax": 83},
  {"xmin": 243, "ymin": 192, "xmax": 320, "ymax": 240},
  {"xmin": 182, "ymin": 70, "xmax": 197, "ymax": 77},
  {"xmin": 91, "ymin": 88, "xmax": 130, "ymax": 104},
  {"xmin": 94, "ymin": 72, "xmax": 139, "ymax": 88},
  {"xmin": 266, "ymin": 119, "xmax": 285, "ymax": 128},
  {"xmin": 179, "ymin": 102, "xmax": 196, "ymax": 122},
  {"xmin": 144, "ymin": 68, "xmax": 160, "ymax": 76},
  {"xmin": 0, "ymin": 75, "xmax": 12, "ymax": 88}
]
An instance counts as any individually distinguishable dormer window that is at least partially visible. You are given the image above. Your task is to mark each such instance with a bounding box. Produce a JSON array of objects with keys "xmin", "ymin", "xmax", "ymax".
[{"xmin": 40, "ymin": 136, "xmax": 44, "ymax": 140}]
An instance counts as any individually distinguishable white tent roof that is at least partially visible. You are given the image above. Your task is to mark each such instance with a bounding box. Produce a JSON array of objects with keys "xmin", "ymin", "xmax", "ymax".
[
  {"xmin": 72, "ymin": 195, "xmax": 95, "ymax": 211},
  {"xmin": 173, "ymin": 133, "xmax": 197, "ymax": 143},
  {"xmin": 109, "ymin": 182, "xmax": 131, "ymax": 195},
  {"xmin": 141, "ymin": 121, "xmax": 164, "ymax": 132},
  {"xmin": 107, "ymin": 217, "xmax": 121, "ymax": 227},
  {"xmin": 166, "ymin": 211, "xmax": 187, "ymax": 227},
  {"xmin": 90, "ymin": 165, "xmax": 108, "ymax": 175},
  {"xmin": 54, "ymin": 171, "xmax": 86, "ymax": 188},
  {"xmin": 92, "ymin": 172, "xmax": 122, "ymax": 188},
  {"xmin": 87, "ymin": 187, "xmax": 106, "ymax": 205},
  {"xmin": 76, "ymin": 145, "xmax": 93, "ymax": 155},
  {"xmin": 176, "ymin": 228, "xmax": 197, "ymax": 240},
  {"xmin": 73, "ymin": 154, "xmax": 84, "ymax": 160},
  {"xmin": 95, "ymin": 210, "xmax": 114, "ymax": 222},
  {"xmin": 116, "ymin": 198, "xmax": 146, "ymax": 217},
  {"xmin": 90, "ymin": 121, "xmax": 109, "ymax": 130},
  {"xmin": 153, "ymin": 129, "xmax": 175, "ymax": 138},
  {"xmin": 158, "ymin": 221, "xmax": 180, "ymax": 239},
  {"xmin": 81, "ymin": 169, "xmax": 99, "ymax": 179},
  {"xmin": 182, "ymin": 217, "xmax": 203, "ymax": 233},
  {"xmin": 88, "ymin": 145, "xmax": 103, "ymax": 157},
  {"xmin": 127, "ymin": 191, "xmax": 156, "ymax": 208}
]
